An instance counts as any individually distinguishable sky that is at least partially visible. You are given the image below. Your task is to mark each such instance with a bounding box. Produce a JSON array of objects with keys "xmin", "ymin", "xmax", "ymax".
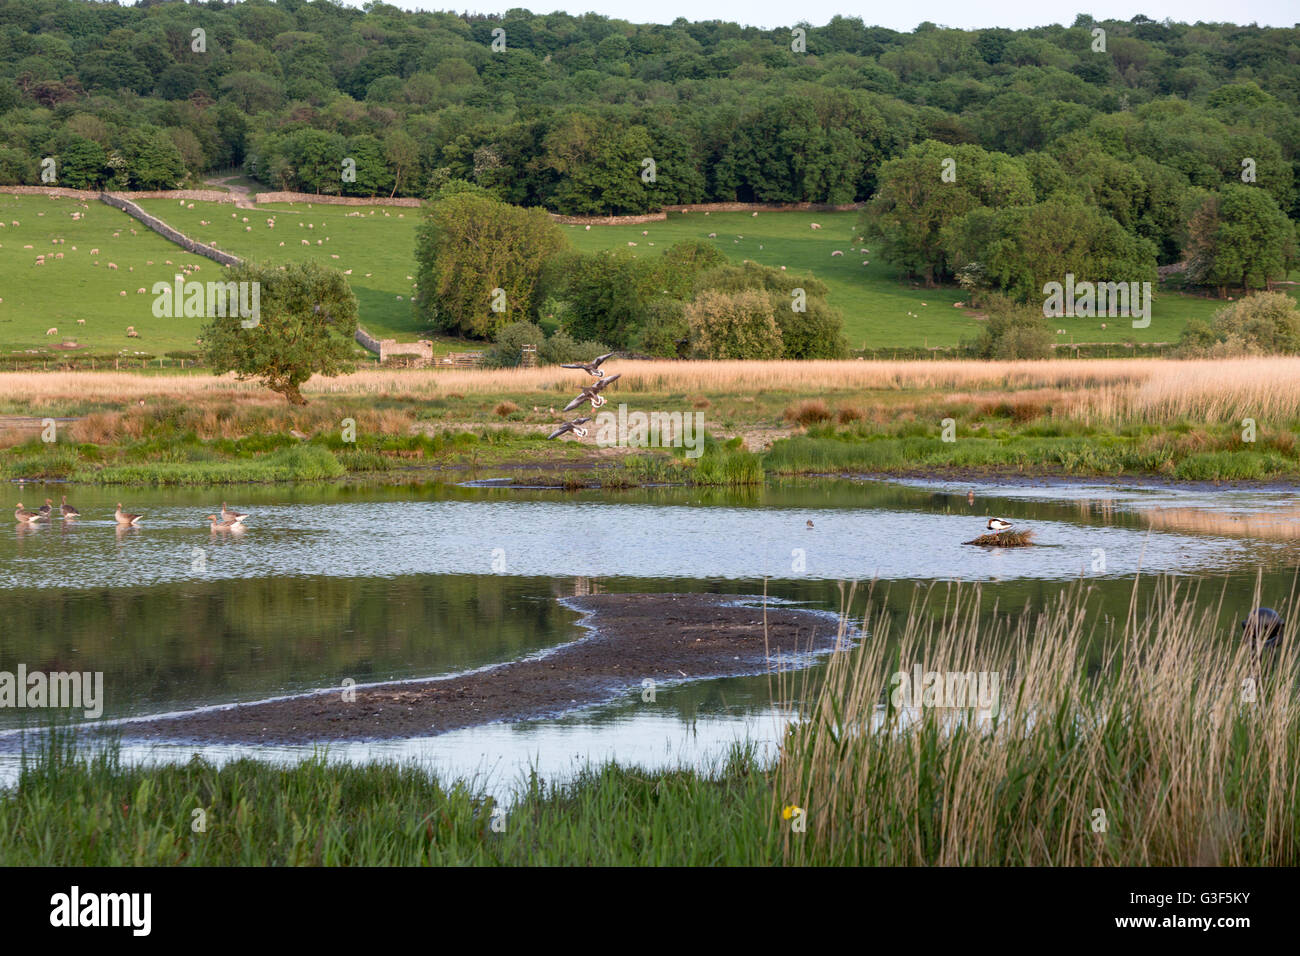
[{"xmin": 344, "ymin": 2, "xmax": 1298, "ymax": 31}]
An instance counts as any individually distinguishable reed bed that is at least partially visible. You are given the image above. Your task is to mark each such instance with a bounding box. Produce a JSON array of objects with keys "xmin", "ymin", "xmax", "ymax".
[
  {"xmin": 773, "ymin": 578, "xmax": 1300, "ymax": 865},
  {"xmin": 4, "ymin": 358, "xmax": 1299, "ymax": 426}
]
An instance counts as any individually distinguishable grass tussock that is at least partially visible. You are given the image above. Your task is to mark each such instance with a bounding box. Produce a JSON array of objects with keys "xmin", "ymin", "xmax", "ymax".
[
  {"xmin": 784, "ymin": 399, "xmax": 832, "ymax": 426},
  {"xmin": 773, "ymin": 579, "xmax": 1300, "ymax": 865}
]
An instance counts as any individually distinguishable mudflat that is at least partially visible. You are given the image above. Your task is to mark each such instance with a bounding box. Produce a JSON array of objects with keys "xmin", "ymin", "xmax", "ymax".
[{"xmin": 116, "ymin": 592, "xmax": 842, "ymax": 744}]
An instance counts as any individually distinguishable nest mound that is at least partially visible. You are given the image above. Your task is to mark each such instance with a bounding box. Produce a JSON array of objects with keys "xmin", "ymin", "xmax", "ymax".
[{"xmin": 964, "ymin": 529, "xmax": 1034, "ymax": 547}]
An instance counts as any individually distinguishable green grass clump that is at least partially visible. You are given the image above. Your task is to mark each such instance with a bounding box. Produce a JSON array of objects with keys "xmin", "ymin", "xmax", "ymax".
[{"xmin": 79, "ymin": 444, "xmax": 344, "ymax": 484}]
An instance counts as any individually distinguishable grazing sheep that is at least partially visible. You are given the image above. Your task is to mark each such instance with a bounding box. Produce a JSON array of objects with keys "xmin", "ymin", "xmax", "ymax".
[
  {"xmin": 584, "ymin": 225, "xmax": 591, "ymax": 230},
  {"xmin": 118, "ymin": 291, "xmax": 126, "ymax": 296},
  {"xmin": 55, "ymin": 252, "xmax": 63, "ymax": 259},
  {"xmin": 136, "ymin": 288, "xmax": 146, "ymax": 294},
  {"xmin": 90, "ymin": 248, "xmax": 99, "ymax": 255},
  {"xmin": 752, "ymin": 211, "xmax": 758, "ymax": 217},
  {"xmin": 628, "ymin": 241, "xmax": 637, "ymax": 246},
  {"xmin": 708, "ymin": 233, "xmax": 717, "ymax": 238},
  {"xmin": 77, "ymin": 319, "xmax": 85, "ymax": 325},
  {"xmin": 862, "ymin": 260, "xmax": 869, "ymax": 266},
  {"xmin": 107, "ymin": 263, "xmax": 117, "ymax": 269},
  {"xmin": 831, "ymin": 250, "xmax": 843, "ymax": 256},
  {"xmin": 126, "ymin": 327, "xmax": 138, "ymax": 337},
  {"xmin": 810, "ymin": 223, "xmax": 821, "ymax": 230},
  {"xmin": 45, "ymin": 327, "xmax": 57, "ymax": 336},
  {"xmin": 642, "ymin": 230, "xmax": 648, "ymax": 236}
]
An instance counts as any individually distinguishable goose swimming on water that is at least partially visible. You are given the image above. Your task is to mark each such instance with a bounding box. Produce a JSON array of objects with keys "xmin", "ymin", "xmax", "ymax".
[
  {"xmin": 220, "ymin": 502, "xmax": 248, "ymax": 524},
  {"xmin": 60, "ymin": 495, "xmax": 79, "ymax": 519},
  {"xmin": 14, "ymin": 503, "xmax": 42, "ymax": 524},
  {"xmin": 115, "ymin": 503, "xmax": 144, "ymax": 526}
]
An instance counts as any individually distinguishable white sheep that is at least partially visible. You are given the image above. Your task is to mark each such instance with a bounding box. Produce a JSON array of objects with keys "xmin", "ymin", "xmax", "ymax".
[
  {"xmin": 45, "ymin": 327, "xmax": 57, "ymax": 336},
  {"xmin": 77, "ymin": 319, "xmax": 85, "ymax": 325},
  {"xmin": 810, "ymin": 223, "xmax": 821, "ymax": 230},
  {"xmin": 831, "ymin": 250, "xmax": 843, "ymax": 257}
]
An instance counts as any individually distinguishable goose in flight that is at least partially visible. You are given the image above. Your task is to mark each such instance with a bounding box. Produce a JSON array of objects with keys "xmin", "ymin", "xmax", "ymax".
[
  {"xmin": 986, "ymin": 518, "xmax": 1013, "ymax": 532},
  {"xmin": 115, "ymin": 503, "xmax": 144, "ymax": 526},
  {"xmin": 562, "ymin": 373, "xmax": 621, "ymax": 412},
  {"xmin": 561, "ymin": 352, "xmax": 616, "ymax": 377},
  {"xmin": 548, "ymin": 417, "xmax": 592, "ymax": 440}
]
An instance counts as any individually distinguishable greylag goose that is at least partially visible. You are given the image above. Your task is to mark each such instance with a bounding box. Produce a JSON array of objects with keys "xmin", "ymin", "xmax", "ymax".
[
  {"xmin": 115, "ymin": 503, "xmax": 144, "ymax": 526},
  {"xmin": 207, "ymin": 514, "xmax": 242, "ymax": 532},
  {"xmin": 220, "ymin": 502, "xmax": 248, "ymax": 524},
  {"xmin": 562, "ymin": 373, "xmax": 621, "ymax": 412},
  {"xmin": 14, "ymin": 503, "xmax": 42, "ymax": 524},
  {"xmin": 547, "ymin": 417, "xmax": 592, "ymax": 440},
  {"xmin": 60, "ymin": 495, "xmax": 79, "ymax": 518},
  {"xmin": 560, "ymin": 351, "xmax": 616, "ymax": 378},
  {"xmin": 37, "ymin": 498, "xmax": 53, "ymax": 518}
]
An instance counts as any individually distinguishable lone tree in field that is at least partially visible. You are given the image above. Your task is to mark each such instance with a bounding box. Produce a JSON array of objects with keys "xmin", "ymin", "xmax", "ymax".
[{"xmin": 200, "ymin": 260, "xmax": 358, "ymax": 405}]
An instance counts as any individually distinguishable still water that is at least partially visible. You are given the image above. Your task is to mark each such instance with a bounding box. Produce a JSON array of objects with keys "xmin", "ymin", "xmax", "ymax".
[{"xmin": 2, "ymin": 477, "xmax": 1297, "ymax": 796}]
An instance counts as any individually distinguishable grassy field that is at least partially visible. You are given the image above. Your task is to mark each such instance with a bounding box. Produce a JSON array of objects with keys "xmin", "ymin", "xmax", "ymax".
[
  {"xmin": 3, "ymin": 193, "xmax": 1257, "ymax": 355},
  {"xmin": 5, "ymin": 578, "xmax": 1296, "ymax": 865}
]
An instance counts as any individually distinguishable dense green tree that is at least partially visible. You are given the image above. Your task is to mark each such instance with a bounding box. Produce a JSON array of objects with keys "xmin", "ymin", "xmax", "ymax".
[
  {"xmin": 200, "ymin": 260, "xmax": 359, "ymax": 405},
  {"xmin": 413, "ymin": 189, "xmax": 568, "ymax": 338},
  {"xmin": 1185, "ymin": 185, "xmax": 1297, "ymax": 294}
]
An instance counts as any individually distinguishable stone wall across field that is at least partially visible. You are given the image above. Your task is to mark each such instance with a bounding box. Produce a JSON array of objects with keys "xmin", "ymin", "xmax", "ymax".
[
  {"xmin": 0, "ymin": 186, "xmax": 100, "ymax": 200},
  {"xmin": 550, "ymin": 211, "xmax": 668, "ymax": 226},
  {"xmin": 253, "ymin": 192, "xmax": 424, "ymax": 207},
  {"xmin": 113, "ymin": 189, "xmax": 235, "ymax": 203},
  {"xmin": 98, "ymin": 193, "xmax": 244, "ymax": 268},
  {"xmin": 663, "ymin": 201, "xmax": 865, "ymax": 213},
  {"xmin": 550, "ymin": 200, "xmax": 864, "ymax": 226}
]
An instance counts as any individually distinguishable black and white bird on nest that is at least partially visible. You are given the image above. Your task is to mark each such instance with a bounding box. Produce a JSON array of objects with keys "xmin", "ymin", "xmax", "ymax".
[
  {"xmin": 547, "ymin": 417, "xmax": 591, "ymax": 440},
  {"xmin": 563, "ymin": 373, "xmax": 622, "ymax": 412},
  {"xmin": 986, "ymin": 517, "xmax": 1013, "ymax": 532},
  {"xmin": 560, "ymin": 352, "xmax": 616, "ymax": 378}
]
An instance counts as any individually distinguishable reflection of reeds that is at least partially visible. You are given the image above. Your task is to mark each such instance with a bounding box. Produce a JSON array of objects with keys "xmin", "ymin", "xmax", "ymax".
[
  {"xmin": 964, "ymin": 529, "xmax": 1034, "ymax": 547},
  {"xmin": 773, "ymin": 577, "xmax": 1300, "ymax": 865},
  {"xmin": 1140, "ymin": 506, "xmax": 1300, "ymax": 541}
]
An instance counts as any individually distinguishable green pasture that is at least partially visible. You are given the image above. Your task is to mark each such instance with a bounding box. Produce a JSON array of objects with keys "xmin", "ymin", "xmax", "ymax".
[{"xmin": 0, "ymin": 193, "xmax": 1264, "ymax": 354}]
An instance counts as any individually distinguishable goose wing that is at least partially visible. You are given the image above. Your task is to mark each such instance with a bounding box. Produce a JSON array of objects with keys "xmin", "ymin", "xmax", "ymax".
[
  {"xmin": 562, "ymin": 393, "xmax": 588, "ymax": 412},
  {"xmin": 546, "ymin": 423, "xmax": 572, "ymax": 440},
  {"xmin": 590, "ymin": 351, "xmax": 616, "ymax": 368}
]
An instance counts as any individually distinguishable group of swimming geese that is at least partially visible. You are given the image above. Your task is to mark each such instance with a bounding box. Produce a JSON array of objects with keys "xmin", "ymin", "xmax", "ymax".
[{"xmin": 14, "ymin": 498, "xmax": 250, "ymax": 532}]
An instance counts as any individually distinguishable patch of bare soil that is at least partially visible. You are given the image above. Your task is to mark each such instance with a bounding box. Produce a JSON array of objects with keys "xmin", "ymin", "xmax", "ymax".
[{"xmin": 116, "ymin": 592, "xmax": 841, "ymax": 744}]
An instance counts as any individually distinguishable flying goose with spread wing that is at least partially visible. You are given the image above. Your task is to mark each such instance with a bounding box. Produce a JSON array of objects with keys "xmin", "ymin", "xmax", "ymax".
[
  {"xmin": 560, "ymin": 352, "xmax": 616, "ymax": 377},
  {"xmin": 547, "ymin": 417, "xmax": 592, "ymax": 440},
  {"xmin": 562, "ymin": 373, "xmax": 622, "ymax": 412}
]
